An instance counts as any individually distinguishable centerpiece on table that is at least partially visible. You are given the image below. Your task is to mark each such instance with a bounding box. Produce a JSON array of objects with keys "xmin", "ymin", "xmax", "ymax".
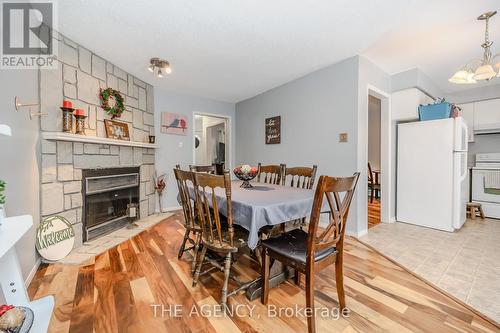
[{"xmin": 233, "ymin": 165, "xmax": 258, "ymax": 188}]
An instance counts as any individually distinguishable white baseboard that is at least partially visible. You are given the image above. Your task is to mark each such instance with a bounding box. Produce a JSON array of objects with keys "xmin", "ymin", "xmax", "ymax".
[
  {"xmin": 25, "ymin": 258, "xmax": 41, "ymax": 288},
  {"xmin": 346, "ymin": 228, "xmax": 368, "ymax": 238},
  {"xmin": 162, "ymin": 206, "xmax": 182, "ymax": 212}
]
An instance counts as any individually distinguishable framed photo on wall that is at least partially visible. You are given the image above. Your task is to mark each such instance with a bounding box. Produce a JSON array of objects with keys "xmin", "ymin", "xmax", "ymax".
[
  {"xmin": 265, "ymin": 116, "xmax": 281, "ymax": 144},
  {"xmin": 161, "ymin": 112, "xmax": 188, "ymax": 135},
  {"xmin": 104, "ymin": 119, "xmax": 130, "ymax": 141}
]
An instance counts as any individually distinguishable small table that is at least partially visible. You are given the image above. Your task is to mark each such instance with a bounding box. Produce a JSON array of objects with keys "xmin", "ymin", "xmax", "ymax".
[{"xmin": 0, "ymin": 215, "xmax": 54, "ymax": 332}]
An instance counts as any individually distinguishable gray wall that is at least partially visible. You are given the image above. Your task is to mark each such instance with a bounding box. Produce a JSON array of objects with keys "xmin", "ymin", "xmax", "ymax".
[
  {"xmin": 235, "ymin": 56, "xmax": 362, "ymax": 234},
  {"xmin": 356, "ymin": 56, "xmax": 391, "ymax": 232},
  {"xmin": 155, "ymin": 89, "xmax": 235, "ymax": 209},
  {"xmin": 368, "ymin": 95, "xmax": 381, "ymax": 170},
  {"xmin": 0, "ymin": 69, "xmax": 40, "ymax": 295},
  {"xmin": 391, "ymin": 68, "xmax": 442, "ymax": 98}
]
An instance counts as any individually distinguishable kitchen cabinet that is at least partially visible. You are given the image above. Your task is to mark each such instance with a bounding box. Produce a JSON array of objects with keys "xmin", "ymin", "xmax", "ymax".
[
  {"xmin": 474, "ymin": 98, "xmax": 500, "ymax": 133},
  {"xmin": 458, "ymin": 103, "xmax": 474, "ymax": 142}
]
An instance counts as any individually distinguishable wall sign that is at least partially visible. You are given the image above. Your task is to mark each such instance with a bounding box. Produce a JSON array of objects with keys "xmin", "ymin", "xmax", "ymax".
[
  {"xmin": 36, "ymin": 216, "xmax": 75, "ymax": 261},
  {"xmin": 265, "ymin": 116, "xmax": 281, "ymax": 144}
]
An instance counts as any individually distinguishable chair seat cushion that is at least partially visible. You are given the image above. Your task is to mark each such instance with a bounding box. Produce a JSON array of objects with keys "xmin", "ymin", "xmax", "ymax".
[{"xmin": 261, "ymin": 229, "xmax": 336, "ymax": 264}]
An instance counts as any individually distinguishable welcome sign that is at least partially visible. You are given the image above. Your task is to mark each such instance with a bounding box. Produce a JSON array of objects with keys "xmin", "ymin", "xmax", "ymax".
[{"xmin": 36, "ymin": 216, "xmax": 75, "ymax": 261}]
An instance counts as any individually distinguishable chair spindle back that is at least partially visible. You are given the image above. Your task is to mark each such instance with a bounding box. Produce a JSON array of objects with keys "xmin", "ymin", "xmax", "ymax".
[
  {"xmin": 192, "ymin": 171, "xmax": 235, "ymax": 250},
  {"xmin": 284, "ymin": 165, "xmax": 318, "ymax": 189},
  {"xmin": 257, "ymin": 163, "xmax": 285, "ymax": 185}
]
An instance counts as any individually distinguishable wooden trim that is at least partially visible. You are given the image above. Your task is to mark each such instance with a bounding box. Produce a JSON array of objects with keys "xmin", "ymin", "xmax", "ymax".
[{"xmin": 354, "ymin": 236, "xmax": 500, "ymax": 329}]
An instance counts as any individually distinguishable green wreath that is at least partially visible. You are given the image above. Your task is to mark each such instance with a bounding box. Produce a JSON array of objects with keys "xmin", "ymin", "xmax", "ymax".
[{"xmin": 99, "ymin": 88, "xmax": 125, "ymax": 118}]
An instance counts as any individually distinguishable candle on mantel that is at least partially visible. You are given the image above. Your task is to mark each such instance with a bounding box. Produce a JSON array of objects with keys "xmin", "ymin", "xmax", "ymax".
[
  {"xmin": 62, "ymin": 100, "xmax": 73, "ymax": 108},
  {"xmin": 74, "ymin": 109, "xmax": 85, "ymax": 116}
]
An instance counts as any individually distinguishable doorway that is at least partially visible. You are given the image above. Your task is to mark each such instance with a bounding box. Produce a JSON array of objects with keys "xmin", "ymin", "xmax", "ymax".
[
  {"xmin": 193, "ymin": 114, "xmax": 230, "ymax": 172},
  {"xmin": 368, "ymin": 95, "xmax": 381, "ymax": 228}
]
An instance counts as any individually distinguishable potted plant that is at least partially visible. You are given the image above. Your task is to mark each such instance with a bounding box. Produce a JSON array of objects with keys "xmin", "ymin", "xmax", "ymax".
[{"xmin": 0, "ymin": 180, "xmax": 6, "ymax": 219}]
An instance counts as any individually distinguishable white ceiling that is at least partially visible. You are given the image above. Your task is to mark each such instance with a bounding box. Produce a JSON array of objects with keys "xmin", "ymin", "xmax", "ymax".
[{"xmin": 58, "ymin": 0, "xmax": 500, "ymax": 102}]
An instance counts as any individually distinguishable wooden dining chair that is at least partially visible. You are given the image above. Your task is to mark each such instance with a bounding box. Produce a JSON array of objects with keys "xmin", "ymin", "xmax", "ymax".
[
  {"xmin": 367, "ymin": 162, "xmax": 380, "ymax": 203},
  {"xmin": 174, "ymin": 166, "xmax": 202, "ymax": 273},
  {"xmin": 189, "ymin": 164, "xmax": 216, "ymax": 174},
  {"xmin": 284, "ymin": 165, "xmax": 318, "ymax": 189},
  {"xmin": 191, "ymin": 170, "xmax": 251, "ymax": 310},
  {"xmin": 260, "ymin": 173, "xmax": 360, "ymax": 333},
  {"xmin": 257, "ymin": 163, "xmax": 286, "ymax": 185},
  {"xmin": 282, "ymin": 165, "xmax": 318, "ymax": 231}
]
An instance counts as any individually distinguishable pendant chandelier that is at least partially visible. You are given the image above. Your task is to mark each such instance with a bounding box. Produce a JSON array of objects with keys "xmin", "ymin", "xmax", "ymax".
[{"xmin": 449, "ymin": 11, "xmax": 500, "ymax": 84}]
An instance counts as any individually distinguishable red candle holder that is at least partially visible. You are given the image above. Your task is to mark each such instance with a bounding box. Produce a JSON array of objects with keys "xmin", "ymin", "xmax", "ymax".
[
  {"xmin": 60, "ymin": 106, "xmax": 75, "ymax": 133},
  {"xmin": 74, "ymin": 109, "xmax": 86, "ymax": 135}
]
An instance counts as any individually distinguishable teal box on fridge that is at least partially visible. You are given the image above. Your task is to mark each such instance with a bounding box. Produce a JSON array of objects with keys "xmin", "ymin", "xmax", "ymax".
[{"xmin": 418, "ymin": 102, "xmax": 452, "ymax": 121}]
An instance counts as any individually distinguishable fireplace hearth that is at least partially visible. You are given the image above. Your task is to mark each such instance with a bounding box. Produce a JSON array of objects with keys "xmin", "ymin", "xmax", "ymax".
[{"xmin": 82, "ymin": 167, "xmax": 140, "ymax": 242}]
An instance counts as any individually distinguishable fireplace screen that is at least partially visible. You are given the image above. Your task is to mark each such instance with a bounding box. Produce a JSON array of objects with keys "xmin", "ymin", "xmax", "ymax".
[{"xmin": 82, "ymin": 168, "xmax": 140, "ymax": 241}]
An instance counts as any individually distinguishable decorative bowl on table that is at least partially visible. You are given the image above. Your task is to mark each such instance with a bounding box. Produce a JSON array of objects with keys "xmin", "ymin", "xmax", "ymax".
[{"xmin": 233, "ymin": 165, "xmax": 258, "ymax": 188}]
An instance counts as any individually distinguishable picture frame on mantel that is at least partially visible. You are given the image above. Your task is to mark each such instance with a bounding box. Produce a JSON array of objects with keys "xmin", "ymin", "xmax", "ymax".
[
  {"xmin": 265, "ymin": 116, "xmax": 281, "ymax": 144},
  {"xmin": 104, "ymin": 119, "xmax": 130, "ymax": 141}
]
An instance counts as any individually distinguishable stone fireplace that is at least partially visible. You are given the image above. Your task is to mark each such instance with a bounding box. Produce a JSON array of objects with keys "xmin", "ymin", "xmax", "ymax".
[
  {"xmin": 82, "ymin": 167, "xmax": 140, "ymax": 242},
  {"xmin": 39, "ymin": 32, "xmax": 157, "ymax": 249}
]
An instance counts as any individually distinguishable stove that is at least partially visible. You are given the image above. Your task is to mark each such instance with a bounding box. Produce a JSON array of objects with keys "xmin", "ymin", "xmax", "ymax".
[
  {"xmin": 473, "ymin": 153, "xmax": 500, "ymax": 169},
  {"xmin": 472, "ymin": 153, "xmax": 500, "ymax": 219}
]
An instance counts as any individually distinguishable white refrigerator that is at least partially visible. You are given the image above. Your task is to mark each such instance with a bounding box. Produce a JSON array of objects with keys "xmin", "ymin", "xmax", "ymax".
[{"xmin": 397, "ymin": 117, "xmax": 468, "ymax": 231}]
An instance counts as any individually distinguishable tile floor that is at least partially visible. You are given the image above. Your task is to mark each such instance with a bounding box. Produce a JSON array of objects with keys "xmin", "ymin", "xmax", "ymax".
[
  {"xmin": 359, "ymin": 218, "xmax": 500, "ymax": 323},
  {"xmin": 56, "ymin": 212, "xmax": 173, "ymax": 265}
]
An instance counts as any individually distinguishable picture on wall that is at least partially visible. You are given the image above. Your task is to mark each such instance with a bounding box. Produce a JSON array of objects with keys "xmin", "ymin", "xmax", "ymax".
[
  {"xmin": 104, "ymin": 119, "xmax": 130, "ymax": 141},
  {"xmin": 161, "ymin": 112, "xmax": 188, "ymax": 135},
  {"xmin": 265, "ymin": 116, "xmax": 281, "ymax": 144}
]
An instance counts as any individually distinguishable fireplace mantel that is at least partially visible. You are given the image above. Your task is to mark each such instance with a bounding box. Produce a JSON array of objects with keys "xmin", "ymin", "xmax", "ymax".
[{"xmin": 42, "ymin": 132, "xmax": 158, "ymax": 149}]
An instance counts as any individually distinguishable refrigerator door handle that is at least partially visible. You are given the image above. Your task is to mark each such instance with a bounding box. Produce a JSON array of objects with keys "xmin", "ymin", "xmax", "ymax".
[
  {"xmin": 459, "ymin": 118, "xmax": 468, "ymax": 151},
  {"xmin": 459, "ymin": 152, "xmax": 468, "ymax": 182}
]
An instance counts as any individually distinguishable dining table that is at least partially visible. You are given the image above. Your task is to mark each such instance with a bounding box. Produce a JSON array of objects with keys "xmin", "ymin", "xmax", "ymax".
[{"xmin": 186, "ymin": 179, "xmax": 318, "ymax": 299}]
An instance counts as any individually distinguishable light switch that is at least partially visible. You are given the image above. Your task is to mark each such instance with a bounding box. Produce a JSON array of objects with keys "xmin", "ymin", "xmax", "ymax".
[
  {"xmin": 178, "ymin": 142, "xmax": 183, "ymax": 148},
  {"xmin": 339, "ymin": 133, "xmax": 348, "ymax": 142}
]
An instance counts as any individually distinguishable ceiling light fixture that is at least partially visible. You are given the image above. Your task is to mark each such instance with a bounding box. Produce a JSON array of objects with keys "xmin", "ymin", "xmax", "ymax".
[
  {"xmin": 450, "ymin": 11, "xmax": 500, "ymax": 84},
  {"xmin": 148, "ymin": 57, "xmax": 172, "ymax": 78}
]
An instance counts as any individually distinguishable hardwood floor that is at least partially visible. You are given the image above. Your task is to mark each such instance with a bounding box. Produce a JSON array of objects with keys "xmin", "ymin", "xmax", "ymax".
[
  {"xmin": 368, "ymin": 198, "xmax": 380, "ymax": 228},
  {"xmin": 28, "ymin": 212, "xmax": 500, "ymax": 333}
]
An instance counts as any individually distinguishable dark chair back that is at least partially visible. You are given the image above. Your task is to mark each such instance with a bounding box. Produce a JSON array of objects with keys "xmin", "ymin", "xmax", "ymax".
[
  {"xmin": 190, "ymin": 164, "xmax": 216, "ymax": 174},
  {"xmin": 284, "ymin": 165, "xmax": 318, "ymax": 189},
  {"xmin": 173, "ymin": 167, "xmax": 197, "ymax": 230},
  {"xmin": 257, "ymin": 163, "xmax": 285, "ymax": 185},
  {"xmin": 367, "ymin": 162, "xmax": 374, "ymax": 184},
  {"xmin": 192, "ymin": 171, "xmax": 235, "ymax": 250},
  {"xmin": 307, "ymin": 173, "xmax": 360, "ymax": 257}
]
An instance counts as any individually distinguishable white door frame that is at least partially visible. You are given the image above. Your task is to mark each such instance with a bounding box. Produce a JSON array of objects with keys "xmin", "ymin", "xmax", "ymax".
[
  {"xmin": 192, "ymin": 112, "xmax": 232, "ymax": 171},
  {"xmin": 367, "ymin": 85, "xmax": 392, "ymax": 225}
]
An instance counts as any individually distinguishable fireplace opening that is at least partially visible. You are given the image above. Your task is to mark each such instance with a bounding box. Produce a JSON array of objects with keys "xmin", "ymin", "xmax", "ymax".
[{"xmin": 82, "ymin": 167, "xmax": 140, "ymax": 242}]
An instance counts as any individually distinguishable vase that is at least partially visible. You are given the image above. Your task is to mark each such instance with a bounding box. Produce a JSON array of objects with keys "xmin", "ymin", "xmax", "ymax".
[
  {"xmin": 0, "ymin": 204, "xmax": 5, "ymax": 226},
  {"xmin": 157, "ymin": 191, "xmax": 163, "ymax": 215}
]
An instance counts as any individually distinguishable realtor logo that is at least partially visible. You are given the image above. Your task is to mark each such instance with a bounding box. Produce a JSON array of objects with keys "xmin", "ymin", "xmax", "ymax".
[{"xmin": 1, "ymin": 0, "xmax": 57, "ymax": 69}]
